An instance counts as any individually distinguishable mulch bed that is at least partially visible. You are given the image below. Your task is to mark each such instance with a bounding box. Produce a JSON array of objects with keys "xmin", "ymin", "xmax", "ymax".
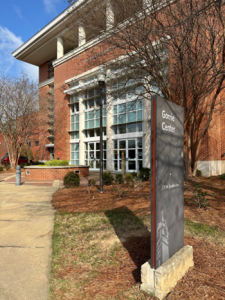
[
  {"xmin": 51, "ymin": 178, "xmax": 225, "ymax": 299},
  {"xmin": 52, "ymin": 178, "xmax": 225, "ymax": 231}
]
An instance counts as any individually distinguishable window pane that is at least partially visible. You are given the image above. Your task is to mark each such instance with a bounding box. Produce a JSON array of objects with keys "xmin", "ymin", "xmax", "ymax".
[
  {"xmin": 96, "ymin": 143, "xmax": 100, "ymax": 150},
  {"xmin": 96, "ymin": 119, "xmax": 100, "ymax": 127},
  {"xmin": 75, "ymin": 123, "xmax": 79, "ymax": 131},
  {"xmin": 138, "ymin": 99, "xmax": 143, "ymax": 110},
  {"xmin": 89, "ymin": 120, "xmax": 94, "ymax": 128},
  {"xmin": 103, "ymin": 118, "xmax": 106, "ymax": 126},
  {"xmin": 85, "ymin": 112, "xmax": 88, "ymax": 120},
  {"xmin": 128, "ymin": 111, "xmax": 136, "ymax": 122},
  {"xmin": 137, "ymin": 122, "xmax": 142, "ymax": 132},
  {"xmin": 118, "ymin": 124, "xmax": 126, "ymax": 134},
  {"xmin": 128, "ymin": 150, "xmax": 136, "ymax": 159},
  {"xmin": 96, "ymin": 151, "xmax": 100, "ymax": 159},
  {"xmin": 85, "ymin": 121, "xmax": 88, "ymax": 129},
  {"xmin": 114, "ymin": 161, "xmax": 118, "ymax": 171},
  {"xmin": 127, "ymin": 101, "xmax": 136, "ymax": 111},
  {"xmin": 128, "ymin": 140, "xmax": 136, "ymax": 148},
  {"xmin": 119, "ymin": 141, "xmax": 126, "ymax": 149},
  {"xmin": 113, "ymin": 105, "xmax": 117, "ymax": 114},
  {"xmin": 118, "ymin": 114, "xmax": 126, "ymax": 124},
  {"xmin": 128, "ymin": 161, "xmax": 136, "ymax": 170},
  {"xmin": 103, "ymin": 108, "xmax": 106, "ymax": 117},
  {"xmin": 103, "ymin": 141, "xmax": 106, "ymax": 149},
  {"xmin": 76, "ymin": 114, "xmax": 79, "ymax": 122},
  {"xmin": 114, "ymin": 116, "xmax": 117, "ymax": 125},
  {"xmin": 89, "ymin": 111, "xmax": 94, "ymax": 119},
  {"xmin": 96, "ymin": 128, "xmax": 100, "ymax": 136},
  {"xmin": 74, "ymin": 153, "xmax": 79, "ymax": 160},
  {"xmin": 88, "ymin": 99, "xmax": 94, "ymax": 109},
  {"xmin": 89, "ymin": 129, "xmax": 95, "ymax": 137},
  {"xmin": 114, "ymin": 141, "xmax": 117, "ymax": 149},
  {"xmin": 138, "ymin": 149, "xmax": 143, "ymax": 159},
  {"xmin": 89, "ymin": 143, "xmax": 94, "ymax": 150},
  {"xmin": 127, "ymin": 123, "xmax": 136, "ymax": 133},
  {"xmin": 138, "ymin": 160, "xmax": 143, "ymax": 171},
  {"xmin": 137, "ymin": 138, "xmax": 143, "ymax": 148},
  {"xmin": 138, "ymin": 110, "xmax": 143, "ymax": 121},
  {"xmin": 96, "ymin": 110, "xmax": 100, "ymax": 118},
  {"xmin": 119, "ymin": 103, "xmax": 126, "ymax": 114},
  {"xmin": 74, "ymin": 143, "xmax": 79, "ymax": 151}
]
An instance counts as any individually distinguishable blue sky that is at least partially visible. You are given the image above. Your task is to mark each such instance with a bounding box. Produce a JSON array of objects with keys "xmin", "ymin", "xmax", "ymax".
[{"xmin": 0, "ymin": 0, "xmax": 69, "ymax": 82}]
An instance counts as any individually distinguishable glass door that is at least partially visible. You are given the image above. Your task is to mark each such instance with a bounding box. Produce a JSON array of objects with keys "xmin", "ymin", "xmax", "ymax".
[
  {"xmin": 114, "ymin": 138, "xmax": 143, "ymax": 172},
  {"xmin": 85, "ymin": 142, "xmax": 107, "ymax": 170}
]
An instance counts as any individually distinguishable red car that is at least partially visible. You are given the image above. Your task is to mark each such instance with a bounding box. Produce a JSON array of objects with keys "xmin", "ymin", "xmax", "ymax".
[{"xmin": 1, "ymin": 155, "xmax": 33, "ymax": 165}]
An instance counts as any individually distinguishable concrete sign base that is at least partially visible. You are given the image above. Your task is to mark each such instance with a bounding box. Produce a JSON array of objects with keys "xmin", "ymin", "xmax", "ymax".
[{"xmin": 140, "ymin": 245, "xmax": 194, "ymax": 300}]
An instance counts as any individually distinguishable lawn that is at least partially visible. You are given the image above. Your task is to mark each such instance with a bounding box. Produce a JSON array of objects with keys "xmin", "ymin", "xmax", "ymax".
[{"xmin": 50, "ymin": 178, "xmax": 225, "ymax": 300}]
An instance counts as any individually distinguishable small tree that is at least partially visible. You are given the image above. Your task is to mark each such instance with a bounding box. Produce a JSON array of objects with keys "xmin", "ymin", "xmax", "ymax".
[{"xmin": 0, "ymin": 73, "xmax": 39, "ymax": 168}]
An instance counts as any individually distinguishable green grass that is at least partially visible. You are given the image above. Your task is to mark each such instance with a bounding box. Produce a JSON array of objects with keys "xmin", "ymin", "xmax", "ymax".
[{"xmin": 50, "ymin": 208, "xmax": 225, "ymax": 300}]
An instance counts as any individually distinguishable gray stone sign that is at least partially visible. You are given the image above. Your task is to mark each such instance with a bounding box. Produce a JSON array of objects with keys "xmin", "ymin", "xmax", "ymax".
[{"xmin": 151, "ymin": 95, "xmax": 184, "ymax": 269}]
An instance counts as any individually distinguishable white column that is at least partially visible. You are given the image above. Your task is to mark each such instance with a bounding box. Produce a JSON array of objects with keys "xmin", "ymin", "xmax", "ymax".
[
  {"xmin": 79, "ymin": 80, "xmax": 85, "ymax": 165},
  {"xmin": 106, "ymin": 68, "xmax": 114, "ymax": 171},
  {"xmin": 106, "ymin": 0, "xmax": 114, "ymax": 31},
  {"xmin": 57, "ymin": 37, "xmax": 64, "ymax": 59},
  {"xmin": 78, "ymin": 23, "xmax": 86, "ymax": 47}
]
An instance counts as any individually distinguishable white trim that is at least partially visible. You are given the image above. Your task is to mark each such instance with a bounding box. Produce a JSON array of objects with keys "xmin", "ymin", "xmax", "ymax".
[
  {"xmin": 39, "ymin": 78, "xmax": 54, "ymax": 89},
  {"xmin": 84, "ymin": 136, "xmax": 108, "ymax": 142},
  {"xmin": 45, "ymin": 144, "xmax": 54, "ymax": 148},
  {"xmin": 70, "ymin": 139, "xmax": 80, "ymax": 144},
  {"xmin": 12, "ymin": 0, "xmax": 87, "ymax": 58},
  {"xmin": 112, "ymin": 132, "xmax": 146, "ymax": 140}
]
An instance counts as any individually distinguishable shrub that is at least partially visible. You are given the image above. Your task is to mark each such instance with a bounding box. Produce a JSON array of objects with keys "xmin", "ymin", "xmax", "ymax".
[
  {"xmin": 103, "ymin": 171, "xmax": 114, "ymax": 186},
  {"xmin": 115, "ymin": 174, "xmax": 124, "ymax": 184},
  {"xmin": 45, "ymin": 160, "xmax": 69, "ymax": 166},
  {"xmin": 189, "ymin": 183, "xmax": 214, "ymax": 209},
  {"xmin": 88, "ymin": 179, "xmax": 96, "ymax": 186},
  {"xmin": 219, "ymin": 173, "xmax": 225, "ymax": 180},
  {"xmin": 5, "ymin": 164, "xmax": 10, "ymax": 171},
  {"xmin": 131, "ymin": 172, "xmax": 138, "ymax": 178},
  {"xmin": 139, "ymin": 168, "xmax": 150, "ymax": 181},
  {"xmin": 196, "ymin": 169, "xmax": 202, "ymax": 177},
  {"xmin": 0, "ymin": 166, "xmax": 3, "ymax": 171},
  {"xmin": 125, "ymin": 173, "xmax": 133, "ymax": 183},
  {"xmin": 31, "ymin": 161, "xmax": 45, "ymax": 166},
  {"xmin": 63, "ymin": 172, "xmax": 80, "ymax": 188}
]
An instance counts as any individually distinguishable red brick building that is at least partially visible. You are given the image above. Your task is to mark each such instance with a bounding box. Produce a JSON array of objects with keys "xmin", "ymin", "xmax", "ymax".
[{"xmin": 12, "ymin": 0, "xmax": 225, "ymax": 176}]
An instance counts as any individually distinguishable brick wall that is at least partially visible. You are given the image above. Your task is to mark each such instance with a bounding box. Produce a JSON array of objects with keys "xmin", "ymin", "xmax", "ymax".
[
  {"xmin": 24, "ymin": 166, "xmax": 89, "ymax": 180},
  {"xmin": 39, "ymin": 62, "xmax": 49, "ymax": 83}
]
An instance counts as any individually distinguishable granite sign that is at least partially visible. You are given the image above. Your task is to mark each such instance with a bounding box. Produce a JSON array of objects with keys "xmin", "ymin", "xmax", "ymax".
[{"xmin": 151, "ymin": 95, "xmax": 184, "ymax": 269}]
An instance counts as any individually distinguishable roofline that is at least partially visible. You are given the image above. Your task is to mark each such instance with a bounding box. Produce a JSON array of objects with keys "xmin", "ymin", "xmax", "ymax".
[{"xmin": 12, "ymin": 0, "xmax": 86, "ymax": 58}]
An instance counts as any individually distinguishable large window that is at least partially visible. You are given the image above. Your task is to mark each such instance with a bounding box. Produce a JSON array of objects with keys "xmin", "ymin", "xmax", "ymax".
[
  {"xmin": 85, "ymin": 109, "xmax": 107, "ymax": 129},
  {"xmin": 71, "ymin": 143, "xmax": 79, "ymax": 165},
  {"xmin": 113, "ymin": 77, "xmax": 143, "ymax": 134},
  {"xmin": 85, "ymin": 142, "xmax": 107, "ymax": 170},
  {"xmin": 70, "ymin": 94, "xmax": 79, "ymax": 140}
]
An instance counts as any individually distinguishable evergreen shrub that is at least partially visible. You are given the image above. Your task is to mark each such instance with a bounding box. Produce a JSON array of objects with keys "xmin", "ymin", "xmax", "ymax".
[
  {"xmin": 125, "ymin": 173, "xmax": 133, "ymax": 183},
  {"xmin": 115, "ymin": 174, "xmax": 124, "ymax": 184},
  {"xmin": 139, "ymin": 168, "xmax": 150, "ymax": 181},
  {"xmin": 103, "ymin": 171, "xmax": 114, "ymax": 186},
  {"xmin": 63, "ymin": 172, "xmax": 80, "ymax": 188}
]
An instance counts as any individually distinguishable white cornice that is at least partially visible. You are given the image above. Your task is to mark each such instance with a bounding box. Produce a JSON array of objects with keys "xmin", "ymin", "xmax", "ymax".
[{"xmin": 38, "ymin": 78, "xmax": 54, "ymax": 89}]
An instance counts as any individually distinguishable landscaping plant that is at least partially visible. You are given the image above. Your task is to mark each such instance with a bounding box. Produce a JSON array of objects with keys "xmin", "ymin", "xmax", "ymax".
[
  {"xmin": 0, "ymin": 166, "xmax": 3, "ymax": 171},
  {"xmin": 5, "ymin": 164, "xmax": 10, "ymax": 171},
  {"xmin": 102, "ymin": 171, "xmax": 114, "ymax": 186},
  {"xmin": 63, "ymin": 172, "xmax": 80, "ymax": 188},
  {"xmin": 45, "ymin": 160, "xmax": 69, "ymax": 166},
  {"xmin": 196, "ymin": 169, "xmax": 202, "ymax": 177},
  {"xmin": 219, "ymin": 173, "xmax": 225, "ymax": 180},
  {"xmin": 88, "ymin": 179, "xmax": 96, "ymax": 186},
  {"xmin": 125, "ymin": 173, "xmax": 133, "ymax": 184},
  {"xmin": 115, "ymin": 173, "xmax": 124, "ymax": 184},
  {"xmin": 189, "ymin": 183, "xmax": 214, "ymax": 209},
  {"xmin": 139, "ymin": 168, "xmax": 150, "ymax": 181}
]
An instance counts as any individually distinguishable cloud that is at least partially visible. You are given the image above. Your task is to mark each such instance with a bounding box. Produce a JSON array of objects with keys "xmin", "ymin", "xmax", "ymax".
[
  {"xmin": 43, "ymin": 0, "xmax": 60, "ymax": 14},
  {"xmin": 0, "ymin": 26, "xmax": 38, "ymax": 82},
  {"xmin": 13, "ymin": 5, "xmax": 23, "ymax": 19}
]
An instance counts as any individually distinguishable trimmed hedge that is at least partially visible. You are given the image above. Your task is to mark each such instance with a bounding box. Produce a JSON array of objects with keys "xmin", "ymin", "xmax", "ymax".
[{"xmin": 45, "ymin": 160, "xmax": 69, "ymax": 166}]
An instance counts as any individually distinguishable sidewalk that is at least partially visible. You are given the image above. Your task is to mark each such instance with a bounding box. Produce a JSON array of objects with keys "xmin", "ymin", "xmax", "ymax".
[{"xmin": 0, "ymin": 178, "xmax": 58, "ymax": 300}]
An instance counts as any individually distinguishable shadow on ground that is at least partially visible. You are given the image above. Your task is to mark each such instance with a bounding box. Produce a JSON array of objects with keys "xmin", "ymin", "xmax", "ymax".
[{"xmin": 105, "ymin": 206, "xmax": 151, "ymax": 282}]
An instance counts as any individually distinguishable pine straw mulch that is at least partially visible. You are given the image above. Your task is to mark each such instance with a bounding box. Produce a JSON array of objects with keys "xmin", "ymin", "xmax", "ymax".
[
  {"xmin": 54, "ymin": 233, "xmax": 225, "ymax": 300},
  {"xmin": 52, "ymin": 178, "xmax": 225, "ymax": 231}
]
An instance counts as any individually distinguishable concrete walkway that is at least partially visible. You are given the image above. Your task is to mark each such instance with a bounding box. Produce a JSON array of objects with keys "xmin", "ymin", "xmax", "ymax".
[{"xmin": 0, "ymin": 181, "xmax": 58, "ymax": 300}]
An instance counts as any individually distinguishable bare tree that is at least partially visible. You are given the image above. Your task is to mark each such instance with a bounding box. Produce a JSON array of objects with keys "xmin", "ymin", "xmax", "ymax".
[
  {"xmin": 65, "ymin": 0, "xmax": 225, "ymax": 177},
  {"xmin": 0, "ymin": 73, "xmax": 39, "ymax": 168}
]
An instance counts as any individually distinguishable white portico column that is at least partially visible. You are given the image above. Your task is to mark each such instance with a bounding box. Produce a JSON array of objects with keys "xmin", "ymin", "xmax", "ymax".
[
  {"xmin": 79, "ymin": 80, "xmax": 85, "ymax": 165},
  {"xmin": 106, "ymin": 68, "xmax": 114, "ymax": 171},
  {"xmin": 106, "ymin": 0, "xmax": 115, "ymax": 31},
  {"xmin": 57, "ymin": 37, "xmax": 64, "ymax": 59},
  {"xmin": 78, "ymin": 23, "xmax": 86, "ymax": 47}
]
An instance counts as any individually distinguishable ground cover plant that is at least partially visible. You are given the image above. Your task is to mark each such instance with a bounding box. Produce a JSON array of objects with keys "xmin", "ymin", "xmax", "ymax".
[{"xmin": 51, "ymin": 177, "xmax": 225, "ymax": 299}]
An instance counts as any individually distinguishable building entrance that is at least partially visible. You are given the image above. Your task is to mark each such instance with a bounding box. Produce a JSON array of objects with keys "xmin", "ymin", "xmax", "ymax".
[
  {"xmin": 85, "ymin": 141, "xmax": 107, "ymax": 170},
  {"xmin": 114, "ymin": 138, "xmax": 143, "ymax": 172}
]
